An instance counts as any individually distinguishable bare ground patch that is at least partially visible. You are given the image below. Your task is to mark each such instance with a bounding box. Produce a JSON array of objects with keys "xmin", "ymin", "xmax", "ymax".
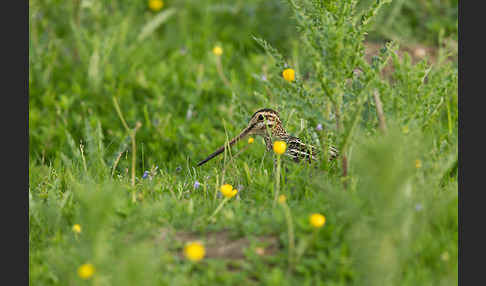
[
  {"xmin": 364, "ymin": 41, "xmax": 457, "ymax": 78},
  {"xmin": 153, "ymin": 228, "xmax": 280, "ymax": 260}
]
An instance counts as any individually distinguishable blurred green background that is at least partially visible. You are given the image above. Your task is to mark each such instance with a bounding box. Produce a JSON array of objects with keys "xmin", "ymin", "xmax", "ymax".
[{"xmin": 29, "ymin": 0, "xmax": 457, "ymax": 164}]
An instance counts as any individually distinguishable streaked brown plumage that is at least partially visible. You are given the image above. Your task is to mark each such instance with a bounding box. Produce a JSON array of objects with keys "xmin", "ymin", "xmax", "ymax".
[{"xmin": 196, "ymin": 108, "xmax": 338, "ymax": 166}]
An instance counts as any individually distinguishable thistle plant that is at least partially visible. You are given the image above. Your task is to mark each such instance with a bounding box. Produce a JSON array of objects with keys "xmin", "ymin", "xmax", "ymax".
[{"xmin": 253, "ymin": 0, "xmax": 396, "ymax": 178}]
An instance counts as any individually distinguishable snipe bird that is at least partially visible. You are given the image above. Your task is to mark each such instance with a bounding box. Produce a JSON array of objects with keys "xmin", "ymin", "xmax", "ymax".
[{"xmin": 197, "ymin": 108, "xmax": 339, "ymax": 166}]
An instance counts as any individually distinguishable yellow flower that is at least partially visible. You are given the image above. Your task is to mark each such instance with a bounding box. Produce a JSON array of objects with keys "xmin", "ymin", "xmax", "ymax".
[
  {"xmin": 309, "ymin": 213, "xmax": 326, "ymax": 228},
  {"xmin": 402, "ymin": 125, "xmax": 410, "ymax": 134},
  {"xmin": 415, "ymin": 159, "xmax": 422, "ymax": 169},
  {"xmin": 248, "ymin": 137, "xmax": 255, "ymax": 144},
  {"xmin": 278, "ymin": 194, "xmax": 287, "ymax": 204},
  {"xmin": 77, "ymin": 263, "xmax": 95, "ymax": 280},
  {"xmin": 220, "ymin": 184, "xmax": 237, "ymax": 198},
  {"xmin": 220, "ymin": 184, "xmax": 233, "ymax": 193},
  {"xmin": 282, "ymin": 68, "xmax": 295, "ymax": 82},
  {"xmin": 212, "ymin": 45, "xmax": 223, "ymax": 56},
  {"xmin": 184, "ymin": 242, "xmax": 205, "ymax": 262},
  {"xmin": 72, "ymin": 224, "xmax": 82, "ymax": 234},
  {"xmin": 273, "ymin": 141, "xmax": 287, "ymax": 155},
  {"xmin": 148, "ymin": 0, "xmax": 164, "ymax": 12},
  {"xmin": 441, "ymin": 251, "xmax": 450, "ymax": 261}
]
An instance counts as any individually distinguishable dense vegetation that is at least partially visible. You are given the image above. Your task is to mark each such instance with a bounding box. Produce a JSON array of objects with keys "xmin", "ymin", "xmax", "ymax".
[{"xmin": 29, "ymin": 0, "xmax": 458, "ymax": 285}]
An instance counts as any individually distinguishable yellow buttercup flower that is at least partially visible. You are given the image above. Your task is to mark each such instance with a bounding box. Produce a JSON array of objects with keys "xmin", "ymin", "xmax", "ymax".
[
  {"xmin": 441, "ymin": 251, "xmax": 450, "ymax": 261},
  {"xmin": 77, "ymin": 263, "xmax": 95, "ymax": 280},
  {"xmin": 220, "ymin": 184, "xmax": 238, "ymax": 198},
  {"xmin": 282, "ymin": 68, "xmax": 295, "ymax": 82},
  {"xmin": 278, "ymin": 194, "xmax": 287, "ymax": 204},
  {"xmin": 402, "ymin": 125, "xmax": 410, "ymax": 134},
  {"xmin": 148, "ymin": 0, "xmax": 164, "ymax": 12},
  {"xmin": 184, "ymin": 242, "xmax": 205, "ymax": 262},
  {"xmin": 309, "ymin": 213, "xmax": 326, "ymax": 228},
  {"xmin": 273, "ymin": 141, "xmax": 287, "ymax": 155},
  {"xmin": 415, "ymin": 159, "xmax": 422, "ymax": 169},
  {"xmin": 220, "ymin": 184, "xmax": 233, "ymax": 194},
  {"xmin": 72, "ymin": 224, "xmax": 82, "ymax": 234},
  {"xmin": 212, "ymin": 45, "xmax": 223, "ymax": 56},
  {"xmin": 248, "ymin": 137, "xmax": 255, "ymax": 144}
]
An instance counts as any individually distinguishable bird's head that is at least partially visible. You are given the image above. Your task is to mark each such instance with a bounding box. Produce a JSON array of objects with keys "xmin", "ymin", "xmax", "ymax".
[
  {"xmin": 196, "ymin": 108, "xmax": 282, "ymax": 167},
  {"xmin": 246, "ymin": 108, "xmax": 282, "ymax": 136}
]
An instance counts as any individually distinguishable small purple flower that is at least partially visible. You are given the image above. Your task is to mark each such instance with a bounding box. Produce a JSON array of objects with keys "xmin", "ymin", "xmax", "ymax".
[
  {"xmin": 261, "ymin": 74, "xmax": 267, "ymax": 81},
  {"xmin": 194, "ymin": 181, "xmax": 200, "ymax": 189},
  {"xmin": 415, "ymin": 203, "xmax": 423, "ymax": 211},
  {"xmin": 236, "ymin": 185, "xmax": 244, "ymax": 199},
  {"xmin": 186, "ymin": 109, "xmax": 193, "ymax": 120},
  {"xmin": 316, "ymin": 124, "xmax": 323, "ymax": 131},
  {"xmin": 142, "ymin": 171, "xmax": 149, "ymax": 179}
]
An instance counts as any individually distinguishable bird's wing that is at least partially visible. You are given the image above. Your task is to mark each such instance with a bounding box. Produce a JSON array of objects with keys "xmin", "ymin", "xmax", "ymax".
[{"xmin": 286, "ymin": 136, "xmax": 339, "ymax": 162}]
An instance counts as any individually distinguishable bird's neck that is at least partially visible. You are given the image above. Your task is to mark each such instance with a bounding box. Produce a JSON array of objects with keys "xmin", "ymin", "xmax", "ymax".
[
  {"xmin": 272, "ymin": 124, "xmax": 290, "ymax": 140},
  {"xmin": 261, "ymin": 125, "xmax": 292, "ymax": 151}
]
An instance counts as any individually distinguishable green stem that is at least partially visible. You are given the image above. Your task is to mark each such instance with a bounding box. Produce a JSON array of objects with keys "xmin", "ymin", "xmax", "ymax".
[
  {"xmin": 295, "ymin": 229, "xmax": 319, "ymax": 263},
  {"xmin": 210, "ymin": 197, "xmax": 229, "ymax": 220},
  {"xmin": 215, "ymin": 56, "xmax": 231, "ymax": 89},
  {"xmin": 446, "ymin": 96, "xmax": 452, "ymax": 135},
  {"xmin": 281, "ymin": 202, "xmax": 295, "ymax": 271},
  {"xmin": 113, "ymin": 96, "xmax": 142, "ymax": 201},
  {"xmin": 273, "ymin": 154, "xmax": 281, "ymax": 208}
]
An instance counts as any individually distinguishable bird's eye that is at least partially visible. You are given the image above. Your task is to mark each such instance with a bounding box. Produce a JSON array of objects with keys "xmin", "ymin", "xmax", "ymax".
[{"xmin": 258, "ymin": 114, "xmax": 264, "ymax": 121}]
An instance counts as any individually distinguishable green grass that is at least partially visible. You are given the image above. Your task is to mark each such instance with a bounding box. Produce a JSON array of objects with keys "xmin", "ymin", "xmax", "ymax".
[{"xmin": 29, "ymin": 0, "xmax": 457, "ymax": 285}]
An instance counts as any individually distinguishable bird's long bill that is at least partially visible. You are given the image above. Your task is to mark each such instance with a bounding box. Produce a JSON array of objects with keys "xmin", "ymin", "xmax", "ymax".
[{"xmin": 197, "ymin": 126, "xmax": 252, "ymax": 167}]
